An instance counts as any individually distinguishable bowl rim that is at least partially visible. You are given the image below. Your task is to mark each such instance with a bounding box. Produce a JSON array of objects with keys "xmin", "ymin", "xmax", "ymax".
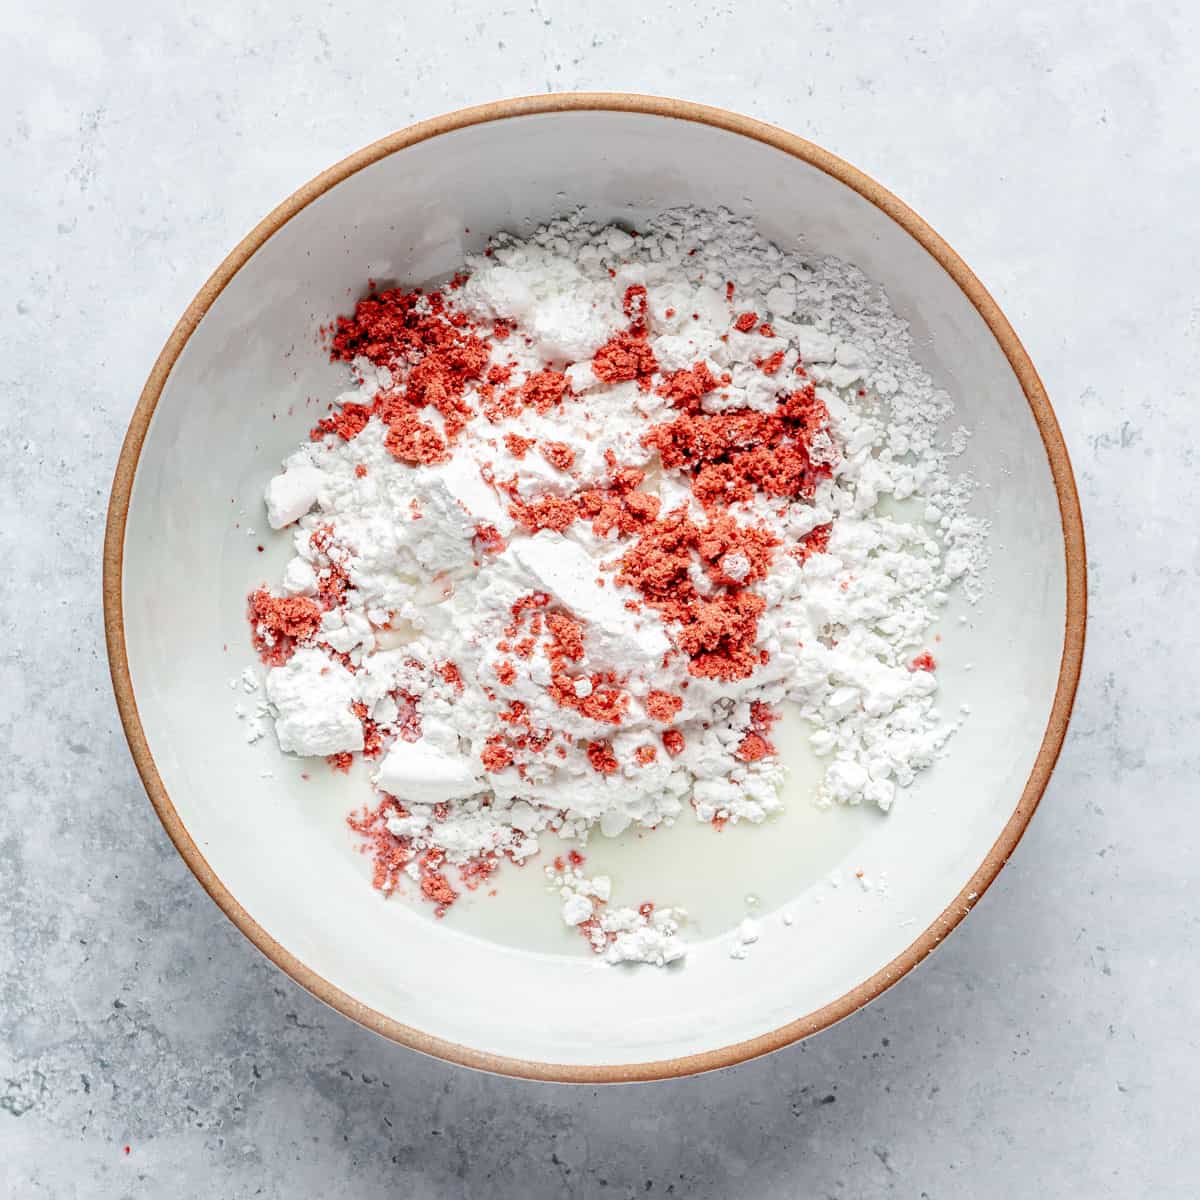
[{"xmin": 103, "ymin": 91, "xmax": 1087, "ymax": 1084}]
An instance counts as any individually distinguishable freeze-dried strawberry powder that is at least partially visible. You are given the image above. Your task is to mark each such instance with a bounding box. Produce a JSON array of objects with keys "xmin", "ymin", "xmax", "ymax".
[
  {"xmin": 318, "ymin": 284, "xmax": 492, "ymax": 464},
  {"xmin": 247, "ymin": 590, "xmax": 323, "ymax": 666}
]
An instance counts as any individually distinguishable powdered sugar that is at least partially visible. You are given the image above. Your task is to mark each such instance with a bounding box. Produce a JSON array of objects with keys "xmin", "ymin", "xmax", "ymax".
[
  {"xmin": 241, "ymin": 207, "xmax": 987, "ymax": 965},
  {"xmin": 266, "ymin": 647, "xmax": 362, "ymax": 756},
  {"xmin": 546, "ymin": 857, "xmax": 686, "ymax": 966},
  {"xmin": 230, "ymin": 668, "xmax": 268, "ymax": 743}
]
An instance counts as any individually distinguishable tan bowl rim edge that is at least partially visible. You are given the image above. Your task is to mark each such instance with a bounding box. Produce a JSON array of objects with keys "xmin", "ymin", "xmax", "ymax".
[{"xmin": 103, "ymin": 91, "xmax": 1087, "ymax": 1084}]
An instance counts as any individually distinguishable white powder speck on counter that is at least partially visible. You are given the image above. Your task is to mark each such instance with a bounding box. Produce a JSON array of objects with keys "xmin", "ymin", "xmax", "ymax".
[{"xmin": 239, "ymin": 207, "xmax": 987, "ymax": 965}]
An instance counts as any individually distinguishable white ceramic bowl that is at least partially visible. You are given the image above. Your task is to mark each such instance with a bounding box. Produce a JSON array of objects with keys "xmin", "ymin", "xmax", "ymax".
[{"xmin": 105, "ymin": 94, "xmax": 1085, "ymax": 1082}]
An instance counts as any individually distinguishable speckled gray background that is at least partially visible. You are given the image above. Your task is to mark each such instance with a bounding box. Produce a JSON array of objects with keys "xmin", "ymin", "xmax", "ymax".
[{"xmin": 1, "ymin": 1, "xmax": 1190, "ymax": 1196}]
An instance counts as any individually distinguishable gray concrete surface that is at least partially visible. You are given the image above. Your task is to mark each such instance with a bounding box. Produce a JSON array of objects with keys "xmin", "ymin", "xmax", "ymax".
[{"xmin": 1, "ymin": 1, "xmax": 1192, "ymax": 1196}]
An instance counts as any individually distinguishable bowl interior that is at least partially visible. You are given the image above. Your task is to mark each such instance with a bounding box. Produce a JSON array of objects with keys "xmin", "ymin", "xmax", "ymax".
[{"xmin": 118, "ymin": 106, "xmax": 1069, "ymax": 1072}]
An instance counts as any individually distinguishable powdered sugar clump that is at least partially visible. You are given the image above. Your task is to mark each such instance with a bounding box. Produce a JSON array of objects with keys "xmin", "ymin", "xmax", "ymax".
[
  {"xmin": 546, "ymin": 857, "xmax": 686, "ymax": 966},
  {"xmin": 243, "ymin": 207, "xmax": 987, "ymax": 965}
]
